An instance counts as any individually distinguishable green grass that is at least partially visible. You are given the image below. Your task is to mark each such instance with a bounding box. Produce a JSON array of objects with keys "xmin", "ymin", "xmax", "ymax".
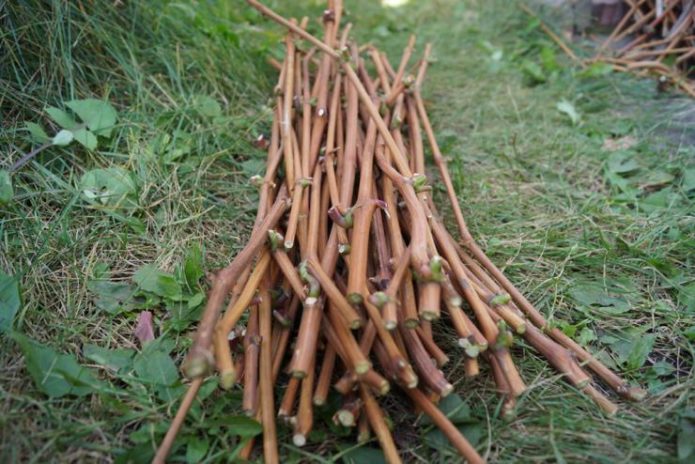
[{"xmin": 1, "ymin": 0, "xmax": 694, "ymax": 462}]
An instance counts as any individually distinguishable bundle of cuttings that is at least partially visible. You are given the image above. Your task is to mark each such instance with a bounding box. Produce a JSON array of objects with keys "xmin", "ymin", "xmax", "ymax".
[
  {"xmin": 154, "ymin": 1, "xmax": 645, "ymax": 462},
  {"xmin": 594, "ymin": 0, "xmax": 695, "ymax": 97}
]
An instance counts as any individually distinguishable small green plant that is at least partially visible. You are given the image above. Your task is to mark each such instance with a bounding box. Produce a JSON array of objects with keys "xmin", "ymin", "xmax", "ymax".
[
  {"xmin": 556, "ymin": 99, "xmax": 581, "ymax": 126},
  {"xmin": 10, "ymin": 99, "xmax": 118, "ymax": 174},
  {"xmin": 28, "ymin": 98, "xmax": 117, "ymax": 149}
]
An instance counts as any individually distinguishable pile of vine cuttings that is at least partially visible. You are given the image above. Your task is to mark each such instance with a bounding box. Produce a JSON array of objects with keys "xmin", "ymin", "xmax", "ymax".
[{"xmin": 154, "ymin": 2, "xmax": 645, "ymax": 462}]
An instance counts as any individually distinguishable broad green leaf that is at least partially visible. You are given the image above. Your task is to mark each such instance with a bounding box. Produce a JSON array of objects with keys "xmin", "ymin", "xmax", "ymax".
[
  {"xmin": 641, "ymin": 188, "xmax": 678, "ymax": 213},
  {"xmin": 596, "ymin": 303, "xmax": 632, "ymax": 316},
  {"xmin": 425, "ymin": 422, "xmax": 484, "ymax": 451},
  {"xmin": 192, "ymin": 95, "xmax": 222, "ymax": 118},
  {"xmin": 557, "ymin": 99, "xmax": 580, "ymax": 125},
  {"xmin": 577, "ymin": 327, "xmax": 596, "ymax": 346},
  {"xmin": 341, "ymin": 446, "xmax": 386, "ymax": 464},
  {"xmin": 603, "ymin": 327, "xmax": 651, "ymax": 367},
  {"xmin": 65, "ymin": 99, "xmax": 118, "ymax": 137},
  {"xmin": 641, "ymin": 170, "xmax": 675, "ymax": 189},
  {"xmin": 72, "ymin": 127, "xmax": 98, "ymax": 150},
  {"xmin": 559, "ymin": 321, "xmax": 577, "ymax": 338},
  {"xmin": 12, "ymin": 332, "xmax": 103, "ymax": 397},
  {"xmin": 241, "ymin": 158, "xmax": 265, "ymax": 176},
  {"xmin": 45, "ymin": 106, "xmax": 78, "ymax": 129},
  {"xmin": 87, "ymin": 279, "xmax": 137, "ymax": 314},
  {"xmin": 166, "ymin": 299, "xmax": 202, "ymax": 333},
  {"xmin": 52, "ymin": 129, "xmax": 74, "ymax": 146},
  {"xmin": 226, "ymin": 416, "xmax": 263, "ymax": 437},
  {"xmin": 608, "ymin": 151, "xmax": 640, "ymax": 175},
  {"xmin": 684, "ymin": 326, "xmax": 695, "ymax": 341},
  {"xmin": 187, "ymin": 292, "xmax": 205, "ymax": 309},
  {"xmin": 157, "ymin": 383, "xmax": 187, "ymax": 402},
  {"xmin": 25, "ymin": 122, "xmax": 50, "ymax": 143},
  {"xmin": 186, "ymin": 437, "xmax": 209, "ymax": 463},
  {"xmin": 606, "ymin": 151, "xmax": 640, "ymax": 175},
  {"xmin": 198, "ymin": 377, "xmax": 218, "ymax": 401},
  {"xmin": 436, "ymin": 393, "xmax": 471, "ymax": 423},
  {"xmin": 460, "ymin": 423, "xmax": 485, "ymax": 446},
  {"xmin": 133, "ymin": 264, "xmax": 183, "ymax": 300},
  {"xmin": 680, "ymin": 283, "xmax": 695, "ymax": 312},
  {"xmin": 84, "ymin": 344, "xmax": 135, "ymax": 372},
  {"xmin": 80, "ymin": 167, "xmax": 137, "ymax": 207},
  {"xmin": 0, "ymin": 170, "xmax": 13, "ymax": 205},
  {"xmin": 594, "ymin": 350, "xmax": 618, "ymax": 370},
  {"xmin": 145, "ymin": 336, "xmax": 176, "ymax": 355},
  {"xmin": 652, "ymin": 361, "xmax": 674, "ymax": 377},
  {"xmin": 422, "ymin": 394, "xmax": 475, "ymax": 439},
  {"xmin": 682, "ymin": 168, "xmax": 695, "ymax": 192},
  {"xmin": 627, "ymin": 334, "xmax": 656, "ymax": 369},
  {"xmin": 520, "ymin": 60, "xmax": 546, "ymax": 84},
  {"xmin": 0, "ymin": 272, "xmax": 21, "ymax": 332},
  {"xmin": 183, "ymin": 244, "xmax": 204, "ymax": 290},
  {"xmin": 605, "ymin": 172, "xmax": 635, "ymax": 196},
  {"xmin": 133, "ymin": 349, "xmax": 178, "ymax": 386},
  {"xmin": 678, "ymin": 410, "xmax": 695, "ymax": 462},
  {"xmin": 569, "ymin": 282, "xmax": 631, "ymax": 314}
]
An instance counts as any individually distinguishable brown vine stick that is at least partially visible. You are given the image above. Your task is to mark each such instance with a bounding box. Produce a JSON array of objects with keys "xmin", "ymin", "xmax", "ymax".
[
  {"xmin": 346, "ymin": 119, "xmax": 379, "ymax": 304},
  {"xmin": 313, "ymin": 344, "xmax": 336, "ymax": 406},
  {"xmin": 242, "ymin": 305, "xmax": 260, "ymax": 415},
  {"xmin": 152, "ymin": 377, "xmax": 203, "ymax": 464},
  {"xmin": 293, "ymin": 364, "xmax": 315, "ymax": 446},
  {"xmin": 406, "ymin": 388, "xmax": 484, "ymax": 464},
  {"xmin": 258, "ymin": 280, "xmax": 279, "ymax": 464},
  {"xmin": 281, "ymin": 24, "xmax": 296, "ymax": 191},
  {"xmin": 182, "ymin": 186, "xmax": 289, "ymax": 379},
  {"xmin": 215, "ymin": 250, "xmax": 272, "ymax": 389},
  {"xmin": 360, "ymin": 385, "xmax": 403, "ymax": 464}
]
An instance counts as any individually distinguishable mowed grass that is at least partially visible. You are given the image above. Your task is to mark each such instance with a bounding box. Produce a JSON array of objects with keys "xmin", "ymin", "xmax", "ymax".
[{"xmin": 1, "ymin": 0, "xmax": 694, "ymax": 462}]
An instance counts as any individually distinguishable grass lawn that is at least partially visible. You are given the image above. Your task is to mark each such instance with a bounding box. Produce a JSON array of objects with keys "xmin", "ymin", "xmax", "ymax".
[{"xmin": 1, "ymin": 0, "xmax": 694, "ymax": 462}]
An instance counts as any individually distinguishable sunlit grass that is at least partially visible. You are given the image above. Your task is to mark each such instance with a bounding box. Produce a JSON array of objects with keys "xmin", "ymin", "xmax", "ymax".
[{"xmin": 382, "ymin": 0, "xmax": 411, "ymax": 8}]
